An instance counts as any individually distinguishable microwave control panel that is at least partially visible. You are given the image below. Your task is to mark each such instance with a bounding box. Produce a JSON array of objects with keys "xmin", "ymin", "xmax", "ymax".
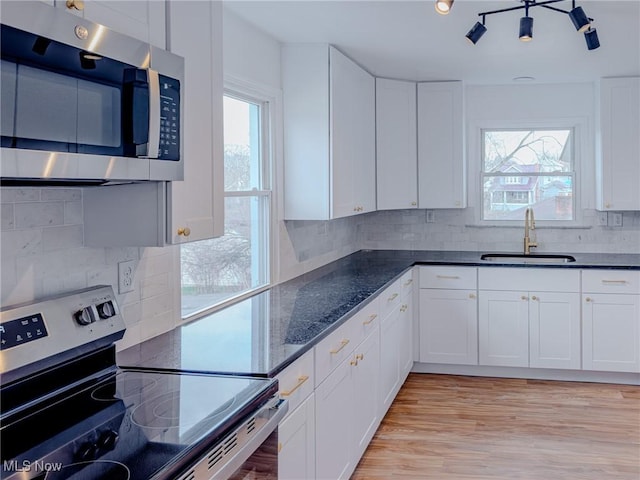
[{"xmin": 159, "ymin": 74, "xmax": 181, "ymax": 161}]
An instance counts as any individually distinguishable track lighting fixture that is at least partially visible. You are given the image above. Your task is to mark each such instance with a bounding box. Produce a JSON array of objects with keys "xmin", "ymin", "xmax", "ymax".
[
  {"xmin": 584, "ymin": 27, "xmax": 600, "ymax": 50},
  {"xmin": 434, "ymin": 0, "xmax": 454, "ymax": 15},
  {"xmin": 466, "ymin": 19, "xmax": 487, "ymax": 45},
  {"xmin": 453, "ymin": 0, "xmax": 600, "ymax": 50}
]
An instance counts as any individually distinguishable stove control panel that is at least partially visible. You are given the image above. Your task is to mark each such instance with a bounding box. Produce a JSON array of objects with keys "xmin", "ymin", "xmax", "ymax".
[
  {"xmin": 0, "ymin": 285, "xmax": 126, "ymax": 379},
  {"xmin": 0, "ymin": 313, "xmax": 48, "ymax": 350}
]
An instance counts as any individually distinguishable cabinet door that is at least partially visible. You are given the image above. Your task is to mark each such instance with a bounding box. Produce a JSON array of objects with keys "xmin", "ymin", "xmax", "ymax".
[
  {"xmin": 351, "ymin": 328, "xmax": 381, "ymax": 460},
  {"xmin": 529, "ymin": 292, "xmax": 581, "ymax": 370},
  {"xmin": 479, "ymin": 291, "xmax": 529, "ymax": 367},
  {"xmin": 82, "ymin": 0, "xmax": 166, "ymax": 47},
  {"xmin": 417, "ymin": 81, "xmax": 465, "ymax": 209},
  {"xmin": 379, "ymin": 304, "xmax": 401, "ymax": 414},
  {"xmin": 167, "ymin": 1, "xmax": 224, "ymax": 243},
  {"xmin": 376, "ymin": 78, "xmax": 418, "ymax": 210},
  {"xmin": 315, "ymin": 358, "xmax": 354, "ymax": 480},
  {"xmin": 330, "ymin": 46, "xmax": 376, "ymax": 218},
  {"xmin": 398, "ymin": 294, "xmax": 414, "ymax": 379},
  {"xmin": 420, "ymin": 289, "xmax": 478, "ymax": 365},
  {"xmin": 599, "ymin": 77, "xmax": 640, "ymax": 211},
  {"xmin": 279, "ymin": 394, "xmax": 316, "ymax": 480},
  {"xmin": 583, "ymin": 293, "xmax": 640, "ymax": 372}
]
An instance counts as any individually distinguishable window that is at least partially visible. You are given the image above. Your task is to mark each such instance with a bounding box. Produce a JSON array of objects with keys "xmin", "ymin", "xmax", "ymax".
[
  {"xmin": 481, "ymin": 128, "xmax": 574, "ymax": 221},
  {"xmin": 180, "ymin": 93, "xmax": 271, "ymax": 318}
]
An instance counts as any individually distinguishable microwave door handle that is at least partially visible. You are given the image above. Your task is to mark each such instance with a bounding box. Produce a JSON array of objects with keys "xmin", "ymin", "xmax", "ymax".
[{"xmin": 145, "ymin": 68, "xmax": 161, "ymax": 159}]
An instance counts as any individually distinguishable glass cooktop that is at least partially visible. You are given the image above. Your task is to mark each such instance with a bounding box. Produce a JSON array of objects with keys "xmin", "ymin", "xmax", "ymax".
[{"xmin": 0, "ymin": 369, "xmax": 276, "ymax": 480}]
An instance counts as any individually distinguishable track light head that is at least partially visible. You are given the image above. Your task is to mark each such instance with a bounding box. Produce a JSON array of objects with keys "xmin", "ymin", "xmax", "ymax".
[
  {"xmin": 585, "ymin": 27, "xmax": 600, "ymax": 50},
  {"xmin": 435, "ymin": 0, "xmax": 454, "ymax": 15},
  {"xmin": 519, "ymin": 16, "xmax": 533, "ymax": 42},
  {"xmin": 466, "ymin": 21, "xmax": 487, "ymax": 45},
  {"xmin": 569, "ymin": 6, "xmax": 591, "ymax": 33}
]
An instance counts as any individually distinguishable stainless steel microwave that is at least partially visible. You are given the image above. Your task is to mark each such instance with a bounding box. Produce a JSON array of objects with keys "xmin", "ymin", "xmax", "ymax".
[{"xmin": 0, "ymin": 1, "xmax": 184, "ymax": 184}]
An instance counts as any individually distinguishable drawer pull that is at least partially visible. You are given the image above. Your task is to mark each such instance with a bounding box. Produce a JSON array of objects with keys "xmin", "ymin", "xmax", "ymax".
[
  {"xmin": 521, "ymin": 295, "xmax": 529, "ymax": 301},
  {"xmin": 330, "ymin": 339, "xmax": 350, "ymax": 354},
  {"xmin": 400, "ymin": 304, "xmax": 408, "ymax": 312},
  {"xmin": 280, "ymin": 375, "xmax": 310, "ymax": 397},
  {"xmin": 531, "ymin": 295, "xmax": 539, "ymax": 301},
  {"xmin": 388, "ymin": 293, "xmax": 399, "ymax": 302},
  {"xmin": 363, "ymin": 314, "xmax": 377, "ymax": 325},
  {"xmin": 403, "ymin": 279, "xmax": 413, "ymax": 286},
  {"xmin": 436, "ymin": 275, "xmax": 460, "ymax": 280},
  {"xmin": 585, "ymin": 297, "xmax": 593, "ymax": 302},
  {"xmin": 350, "ymin": 353, "xmax": 364, "ymax": 366},
  {"xmin": 469, "ymin": 293, "xmax": 477, "ymax": 299},
  {"xmin": 601, "ymin": 280, "xmax": 628, "ymax": 285}
]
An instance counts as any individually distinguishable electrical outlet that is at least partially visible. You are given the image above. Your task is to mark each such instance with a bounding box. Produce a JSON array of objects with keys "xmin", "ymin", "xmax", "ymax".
[
  {"xmin": 426, "ymin": 210, "xmax": 435, "ymax": 223},
  {"xmin": 611, "ymin": 212, "xmax": 623, "ymax": 227},
  {"xmin": 596, "ymin": 211, "xmax": 608, "ymax": 226},
  {"xmin": 118, "ymin": 260, "xmax": 135, "ymax": 294}
]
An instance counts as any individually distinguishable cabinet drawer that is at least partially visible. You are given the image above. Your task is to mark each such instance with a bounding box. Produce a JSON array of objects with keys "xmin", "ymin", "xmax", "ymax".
[
  {"xmin": 314, "ymin": 317, "xmax": 357, "ymax": 387},
  {"xmin": 582, "ymin": 270, "xmax": 640, "ymax": 294},
  {"xmin": 479, "ymin": 268, "xmax": 580, "ymax": 292},
  {"xmin": 277, "ymin": 349, "xmax": 315, "ymax": 416},
  {"xmin": 351, "ymin": 297, "xmax": 380, "ymax": 349},
  {"xmin": 380, "ymin": 270, "xmax": 413, "ymax": 319},
  {"xmin": 419, "ymin": 266, "xmax": 477, "ymax": 290}
]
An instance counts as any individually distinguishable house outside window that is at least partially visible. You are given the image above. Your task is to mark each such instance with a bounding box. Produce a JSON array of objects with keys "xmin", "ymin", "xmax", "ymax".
[
  {"xmin": 180, "ymin": 93, "xmax": 272, "ymax": 319},
  {"xmin": 482, "ymin": 128, "xmax": 574, "ymax": 221}
]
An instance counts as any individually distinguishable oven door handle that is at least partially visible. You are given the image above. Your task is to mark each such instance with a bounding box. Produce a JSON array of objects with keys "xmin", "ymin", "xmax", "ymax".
[{"xmin": 210, "ymin": 398, "xmax": 289, "ymax": 480}]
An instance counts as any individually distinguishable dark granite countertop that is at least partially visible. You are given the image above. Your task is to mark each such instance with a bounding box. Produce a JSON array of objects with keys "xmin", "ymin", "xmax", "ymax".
[{"xmin": 118, "ymin": 249, "xmax": 640, "ymax": 378}]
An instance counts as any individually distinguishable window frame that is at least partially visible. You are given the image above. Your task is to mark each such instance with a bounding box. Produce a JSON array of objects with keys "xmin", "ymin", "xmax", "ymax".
[
  {"xmin": 179, "ymin": 82, "xmax": 277, "ymax": 322},
  {"xmin": 469, "ymin": 119, "xmax": 587, "ymax": 228}
]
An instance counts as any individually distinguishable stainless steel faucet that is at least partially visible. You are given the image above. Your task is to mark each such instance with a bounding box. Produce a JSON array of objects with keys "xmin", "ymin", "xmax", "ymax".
[{"xmin": 524, "ymin": 208, "xmax": 537, "ymax": 255}]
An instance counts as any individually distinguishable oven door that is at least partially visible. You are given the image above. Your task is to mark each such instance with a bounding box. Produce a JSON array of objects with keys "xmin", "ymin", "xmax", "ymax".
[{"xmin": 176, "ymin": 398, "xmax": 288, "ymax": 480}]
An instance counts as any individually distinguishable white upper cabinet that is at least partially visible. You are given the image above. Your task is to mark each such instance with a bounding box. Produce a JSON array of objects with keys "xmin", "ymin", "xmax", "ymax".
[
  {"xmin": 376, "ymin": 78, "xmax": 418, "ymax": 210},
  {"xmin": 417, "ymin": 81, "xmax": 466, "ymax": 209},
  {"xmin": 282, "ymin": 44, "xmax": 376, "ymax": 220},
  {"xmin": 597, "ymin": 77, "xmax": 640, "ymax": 211},
  {"xmin": 84, "ymin": 1, "xmax": 223, "ymax": 247},
  {"xmin": 61, "ymin": 0, "xmax": 166, "ymax": 48},
  {"xmin": 166, "ymin": 0, "xmax": 224, "ymax": 244}
]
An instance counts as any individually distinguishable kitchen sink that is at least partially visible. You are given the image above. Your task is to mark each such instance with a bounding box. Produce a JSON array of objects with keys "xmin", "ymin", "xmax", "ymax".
[{"xmin": 480, "ymin": 253, "xmax": 577, "ymax": 264}]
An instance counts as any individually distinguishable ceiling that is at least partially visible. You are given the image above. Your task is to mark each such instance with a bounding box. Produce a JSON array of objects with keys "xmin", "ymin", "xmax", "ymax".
[{"xmin": 224, "ymin": 0, "xmax": 640, "ymax": 84}]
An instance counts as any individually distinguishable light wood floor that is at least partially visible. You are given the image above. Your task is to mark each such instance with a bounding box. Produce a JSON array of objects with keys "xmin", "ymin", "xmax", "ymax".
[{"xmin": 351, "ymin": 373, "xmax": 640, "ymax": 480}]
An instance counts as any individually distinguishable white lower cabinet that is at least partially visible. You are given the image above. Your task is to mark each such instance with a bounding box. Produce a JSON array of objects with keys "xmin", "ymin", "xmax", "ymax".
[
  {"xmin": 315, "ymin": 326, "xmax": 380, "ymax": 480},
  {"xmin": 419, "ymin": 266, "xmax": 478, "ymax": 365},
  {"xmin": 277, "ymin": 349, "xmax": 315, "ymax": 480},
  {"xmin": 352, "ymin": 329, "xmax": 381, "ymax": 459},
  {"xmin": 379, "ymin": 271, "xmax": 414, "ymax": 414},
  {"xmin": 315, "ymin": 356, "xmax": 353, "ymax": 480},
  {"xmin": 478, "ymin": 290, "xmax": 532, "ymax": 368},
  {"xmin": 582, "ymin": 270, "xmax": 640, "ymax": 372},
  {"xmin": 278, "ymin": 394, "xmax": 316, "ymax": 480},
  {"xmin": 478, "ymin": 268, "xmax": 581, "ymax": 369}
]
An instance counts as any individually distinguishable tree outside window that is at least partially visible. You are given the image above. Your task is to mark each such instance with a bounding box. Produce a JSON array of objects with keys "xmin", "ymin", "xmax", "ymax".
[{"xmin": 482, "ymin": 129, "xmax": 574, "ymax": 221}]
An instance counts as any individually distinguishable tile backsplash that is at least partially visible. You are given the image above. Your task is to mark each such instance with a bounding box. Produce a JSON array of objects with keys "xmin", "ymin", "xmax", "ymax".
[
  {"xmin": 2, "ymin": 187, "xmax": 638, "ymax": 350},
  {"xmin": 359, "ymin": 208, "xmax": 640, "ymax": 254},
  {"xmin": 1, "ymin": 187, "xmax": 176, "ymax": 350}
]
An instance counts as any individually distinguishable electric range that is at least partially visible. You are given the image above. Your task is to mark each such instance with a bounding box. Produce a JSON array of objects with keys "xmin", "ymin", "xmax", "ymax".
[{"xmin": 0, "ymin": 286, "xmax": 287, "ymax": 480}]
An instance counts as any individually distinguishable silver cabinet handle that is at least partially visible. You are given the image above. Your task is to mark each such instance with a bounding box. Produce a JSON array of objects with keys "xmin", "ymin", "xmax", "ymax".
[
  {"xmin": 436, "ymin": 275, "xmax": 460, "ymax": 280},
  {"xmin": 145, "ymin": 69, "xmax": 161, "ymax": 159}
]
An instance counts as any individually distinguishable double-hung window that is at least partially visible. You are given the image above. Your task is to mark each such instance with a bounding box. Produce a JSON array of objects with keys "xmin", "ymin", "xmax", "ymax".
[
  {"xmin": 481, "ymin": 128, "xmax": 575, "ymax": 221},
  {"xmin": 180, "ymin": 92, "xmax": 272, "ymax": 319}
]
